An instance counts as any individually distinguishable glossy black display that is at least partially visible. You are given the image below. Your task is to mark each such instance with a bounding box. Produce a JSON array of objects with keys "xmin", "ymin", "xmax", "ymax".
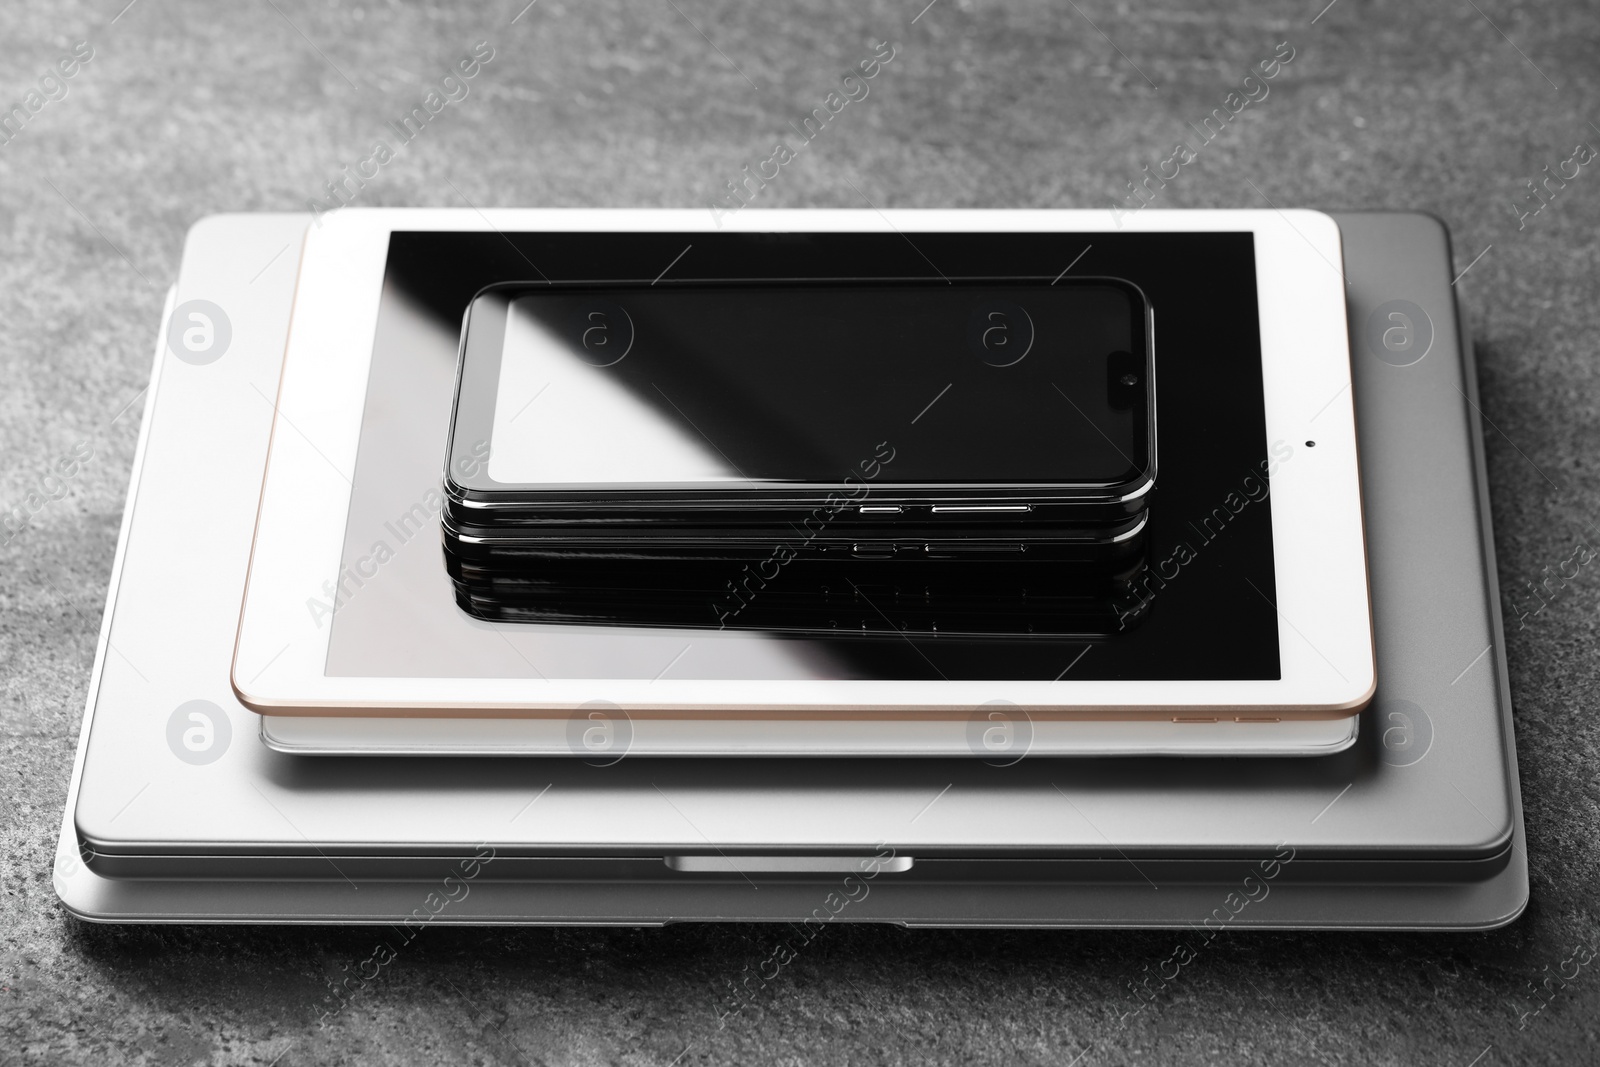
[
  {"xmin": 328, "ymin": 230, "xmax": 1280, "ymax": 681},
  {"xmin": 462, "ymin": 279, "xmax": 1149, "ymax": 489}
]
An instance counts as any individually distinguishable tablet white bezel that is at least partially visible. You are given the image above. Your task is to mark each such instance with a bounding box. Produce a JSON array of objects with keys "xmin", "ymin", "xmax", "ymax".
[{"xmin": 233, "ymin": 208, "xmax": 1373, "ymax": 718}]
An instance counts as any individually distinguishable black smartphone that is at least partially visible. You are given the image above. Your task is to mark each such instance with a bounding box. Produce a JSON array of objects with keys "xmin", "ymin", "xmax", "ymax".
[{"xmin": 444, "ymin": 278, "xmax": 1155, "ymax": 536}]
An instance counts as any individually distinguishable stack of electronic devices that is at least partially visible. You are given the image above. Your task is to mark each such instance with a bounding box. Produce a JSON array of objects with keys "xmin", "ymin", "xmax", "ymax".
[{"xmin": 53, "ymin": 209, "xmax": 1527, "ymax": 929}]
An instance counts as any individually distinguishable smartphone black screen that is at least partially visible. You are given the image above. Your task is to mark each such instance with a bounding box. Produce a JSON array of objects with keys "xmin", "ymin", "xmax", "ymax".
[{"xmin": 471, "ymin": 280, "xmax": 1149, "ymax": 490}]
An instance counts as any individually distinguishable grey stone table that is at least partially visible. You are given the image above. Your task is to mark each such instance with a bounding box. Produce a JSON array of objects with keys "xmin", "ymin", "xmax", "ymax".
[{"xmin": 2, "ymin": 1, "xmax": 1597, "ymax": 1063}]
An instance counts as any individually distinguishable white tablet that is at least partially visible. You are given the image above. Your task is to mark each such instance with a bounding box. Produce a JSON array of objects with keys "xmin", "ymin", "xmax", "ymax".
[{"xmin": 232, "ymin": 209, "xmax": 1373, "ymax": 734}]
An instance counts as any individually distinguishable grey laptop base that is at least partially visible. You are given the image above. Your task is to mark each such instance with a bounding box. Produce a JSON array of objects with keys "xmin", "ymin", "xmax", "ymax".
[{"xmin": 53, "ymin": 211, "xmax": 1527, "ymax": 928}]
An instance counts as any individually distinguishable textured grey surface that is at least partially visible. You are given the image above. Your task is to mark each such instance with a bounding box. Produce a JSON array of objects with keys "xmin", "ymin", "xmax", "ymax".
[{"xmin": 1, "ymin": 1, "xmax": 1598, "ymax": 1064}]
